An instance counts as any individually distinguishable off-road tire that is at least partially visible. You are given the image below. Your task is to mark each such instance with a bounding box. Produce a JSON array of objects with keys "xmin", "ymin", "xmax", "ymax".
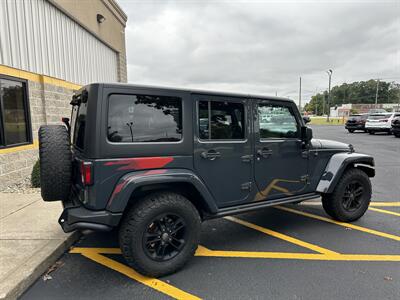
[
  {"xmin": 119, "ymin": 192, "xmax": 201, "ymax": 277},
  {"xmin": 38, "ymin": 125, "xmax": 71, "ymax": 201},
  {"xmin": 322, "ymin": 168, "xmax": 371, "ymax": 222},
  {"xmin": 348, "ymin": 129, "xmax": 354, "ymax": 133}
]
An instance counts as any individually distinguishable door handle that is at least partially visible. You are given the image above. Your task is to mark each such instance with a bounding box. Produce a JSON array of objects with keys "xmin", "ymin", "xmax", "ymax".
[
  {"xmin": 201, "ymin": 150, "xmax": 221, "ymax": 160},
  {"xmin": 257, "ymin": 148, "xmax": 273, "ymax": 158}
]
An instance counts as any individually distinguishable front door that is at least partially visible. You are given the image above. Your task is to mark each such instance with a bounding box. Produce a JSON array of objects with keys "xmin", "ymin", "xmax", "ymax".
[
  {"xmin": 193, "ymin": 95, "xmax": 252, "ymax": 207},
  {"xmin": 254, "ymin": 100, "xmax": 308, "ymax": 201}
]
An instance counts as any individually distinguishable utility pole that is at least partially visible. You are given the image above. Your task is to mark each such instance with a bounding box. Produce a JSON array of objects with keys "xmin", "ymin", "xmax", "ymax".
[
  {"xmin": 299, "ymin": 76, "xmax": 302, "ymax": 112},
  {"xmin": 326, "ymin": 69, "xmax": 333, "ymax": 122},
  {"xmin": 323, "ymin": 92, "xmax": 326, "ymax": 116},
  {"xmin": 375, "ymin": 79, "xmax": 380, "ymax": 108}
]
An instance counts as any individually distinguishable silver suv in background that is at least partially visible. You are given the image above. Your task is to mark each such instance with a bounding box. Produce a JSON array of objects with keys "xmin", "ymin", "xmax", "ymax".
[{"xmin": 365, "ymin": 112, "xmax": 400, "ymax": 135}]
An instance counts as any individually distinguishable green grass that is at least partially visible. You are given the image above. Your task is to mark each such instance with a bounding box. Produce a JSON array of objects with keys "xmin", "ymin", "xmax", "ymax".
[{"xmin": 309, "ymin": 117, "xmax": 347, "ymax": 125}]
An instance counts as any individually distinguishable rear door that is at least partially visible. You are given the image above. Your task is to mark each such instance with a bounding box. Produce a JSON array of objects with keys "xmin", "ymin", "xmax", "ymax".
[
  {"xmin": 193, "ymin": 95, "xmax": 253, "ymax": 207},
  {"xmin": 253, "ymin": 99, "xmax": 309, "ymax": 201}
]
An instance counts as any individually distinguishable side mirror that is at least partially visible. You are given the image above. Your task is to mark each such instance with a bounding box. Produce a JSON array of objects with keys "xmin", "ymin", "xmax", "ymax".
[
  {"xmin": 301, "ymin": 126, "xmax": 313, "ymax": 143},
  {"xmin": 303, "ymin": 116, "xmax": 311, "ymax": 124}
]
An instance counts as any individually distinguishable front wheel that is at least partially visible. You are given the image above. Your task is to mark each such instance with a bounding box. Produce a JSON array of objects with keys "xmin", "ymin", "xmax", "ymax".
[
  {"xmin": 119, "ymin": 192, "xmax": 201, "ymax": 277},
  {"xmin": 322, "ymin": 168, "xmax": 371, "ymax": 222},
  {"xmin": 348, "ymin": 129, "xmax": 354, "ymax": 133}
]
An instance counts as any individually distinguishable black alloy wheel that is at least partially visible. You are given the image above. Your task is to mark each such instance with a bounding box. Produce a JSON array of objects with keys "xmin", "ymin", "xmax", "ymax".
[
  {"xmin": 143, "ymin": 213, "xmax": 187, "ymax": 262},
  {"xmin": 342, "ymin": 181, "xmax": 364, "ymax": 212}
]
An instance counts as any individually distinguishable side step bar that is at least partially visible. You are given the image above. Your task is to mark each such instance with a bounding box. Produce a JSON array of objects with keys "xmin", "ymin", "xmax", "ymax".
[{"xmin": 205, "ymin": 193, "xmax": 320, "ymax": 219}]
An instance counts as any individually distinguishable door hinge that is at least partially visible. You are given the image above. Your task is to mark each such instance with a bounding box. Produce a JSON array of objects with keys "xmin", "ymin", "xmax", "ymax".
[
  {"xmin": 300, "ymin": 175, "xmax": 310, "ymax": 184},
  {"xmin": 241, "ymin": 182, "xmax": 252, "ymax": 191},
  {"xmin": 301, "ymin": 150, "xmax": 309, "ymax": 158},
  {"xmin": 241, "ymin": 154, "xmax": 253, "ymax": 163}
]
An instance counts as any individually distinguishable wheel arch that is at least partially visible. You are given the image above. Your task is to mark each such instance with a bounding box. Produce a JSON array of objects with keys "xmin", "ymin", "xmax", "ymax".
[
  {"xmin": 106, "ymin": 169, "xmax": 218, "ymax": 218},
  {"xmin": 316, "ymin": 152, "xmax": 375, "ymax": 194}
]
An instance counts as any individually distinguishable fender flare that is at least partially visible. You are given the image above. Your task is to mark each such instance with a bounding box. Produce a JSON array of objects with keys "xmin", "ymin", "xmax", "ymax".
[
  {"xmin": 106, "ymin": 169, "xmax": 218, "ymax": 214},
  {"xmin": 316, "ymin": 152, "xmax": 375, "ymax": 194}
]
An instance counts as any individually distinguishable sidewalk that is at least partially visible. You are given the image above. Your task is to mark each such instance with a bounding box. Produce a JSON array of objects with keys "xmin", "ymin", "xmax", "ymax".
[{"xmin": 0, "ymin": 192, "xmax": 79, "ymax": 300}]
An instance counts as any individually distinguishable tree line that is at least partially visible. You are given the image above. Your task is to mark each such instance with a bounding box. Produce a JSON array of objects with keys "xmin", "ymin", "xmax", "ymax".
[{"xmin": 304, "ymin": 80, "xmax": 400, "ymax": 115}]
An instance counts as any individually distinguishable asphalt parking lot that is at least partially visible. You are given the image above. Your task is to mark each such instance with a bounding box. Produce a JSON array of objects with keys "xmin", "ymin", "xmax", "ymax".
[{"xmin": 22, "ymin": 126, "xmax": 400, "ymax": 300}]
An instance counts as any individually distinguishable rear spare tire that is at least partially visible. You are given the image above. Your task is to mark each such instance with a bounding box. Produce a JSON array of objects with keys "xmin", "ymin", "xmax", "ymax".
[{"xmin": 38, "ymin": 125, "xmax": 72, "ymax": 201}]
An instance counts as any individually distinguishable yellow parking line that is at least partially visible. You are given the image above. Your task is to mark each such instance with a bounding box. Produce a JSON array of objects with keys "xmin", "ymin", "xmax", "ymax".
[
  {"xmin": 224, "ymin": 216, "xmax": 339, "ymax": 255},
  {"xmin": 275, "ymin": 206, "xmax": 400, "ymax": 242},
  {"xmin": 70, "ymin": 247, "xmax": 121, "ymax": 254},
  {"xmin": 301, "ymin": 202, "xmax": 400, "ymax": 207},
  {"xmin": 195, "ymin": 246, "xmax": 400, "ymax": 262},
  {"xmin": 369, "ymin": 202, "xmax": 400, "ymax": 207},
  {"xmin": 369, "ymin": 207, "xmax": 400, "ymax": 217},
  {"xmin": 77, "ymin": 249, "xmax": 201, "ymax": 300}
]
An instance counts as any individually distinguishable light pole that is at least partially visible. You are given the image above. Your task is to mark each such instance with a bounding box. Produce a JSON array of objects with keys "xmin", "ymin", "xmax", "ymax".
[
  {"xmin": 375, "ymin": 79, "xmax": 380, "ymax": 108},
  {"xmin": 326, "ymin": 69, "xmax": 333, "ymax": 122},
  {"xmin": 299, "ymin": 76, "xmax": 302, "ymax": 112}
]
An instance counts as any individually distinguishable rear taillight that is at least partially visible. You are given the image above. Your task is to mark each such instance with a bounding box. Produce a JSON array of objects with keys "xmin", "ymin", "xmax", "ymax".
[{"xmin": 80, "ymin": 161, "xmax": 93, "ymax": 186}]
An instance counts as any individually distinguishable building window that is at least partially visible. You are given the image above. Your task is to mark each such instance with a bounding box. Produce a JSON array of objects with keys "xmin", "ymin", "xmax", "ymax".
[{"xmin": 0, "ymin": 76, "xmax": 31, "ymax": 147}]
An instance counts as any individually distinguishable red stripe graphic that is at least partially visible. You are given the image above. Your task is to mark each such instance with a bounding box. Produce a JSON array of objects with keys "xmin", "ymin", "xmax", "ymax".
[{"xmin": 104, "ymin": 157, "xmax": 173, "ymax": 171}]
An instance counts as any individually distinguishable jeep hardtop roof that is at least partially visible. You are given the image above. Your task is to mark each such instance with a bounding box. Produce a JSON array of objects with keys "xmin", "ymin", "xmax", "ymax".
[{"xmin": 78, "ymin": 83, "xmax": 294, "ymax": 103}]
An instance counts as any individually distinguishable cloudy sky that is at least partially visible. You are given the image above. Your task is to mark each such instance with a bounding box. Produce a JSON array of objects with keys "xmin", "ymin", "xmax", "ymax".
[{"xmin": 118, "ymin": 0, "xmax": 399, "ymax": 104}]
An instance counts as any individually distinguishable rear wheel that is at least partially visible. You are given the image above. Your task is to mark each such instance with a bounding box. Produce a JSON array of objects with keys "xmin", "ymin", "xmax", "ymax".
[
  {"xmin": 119, "ymin": 192, "xmax": 201, "ymax": 277},
  {"xmin": 368, "ymin": 130, "xmax": 375, "ymax": 135},
  {"xmin": 322, "ymin": 168, "xmax": 371, "ymax": 222},
  {"xmin": 38, "ymin": 125, "xmax": 72, "ymax": 201}
]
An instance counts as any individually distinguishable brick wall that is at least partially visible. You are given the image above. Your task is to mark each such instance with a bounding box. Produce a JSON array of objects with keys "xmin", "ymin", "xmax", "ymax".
[{"xmin": 0, "ymin": 80, "xmax": 76, "ymax": 191}]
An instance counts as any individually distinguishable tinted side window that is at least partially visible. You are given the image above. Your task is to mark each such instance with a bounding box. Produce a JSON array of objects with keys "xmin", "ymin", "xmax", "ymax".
[
  {"xmin": 73, "ymin": 102, "xmax": 87, "ymax": 149},
  {"xmin": 198, "ymin": 100, "xmax": 245, "ymax": 140},
  {"xmin": 258, "ymin": 103, "xmax": 299, "ymax": 139},
  {"xmin": 108, "ymin": 94, "xmax": 182, "ymax": 143}
]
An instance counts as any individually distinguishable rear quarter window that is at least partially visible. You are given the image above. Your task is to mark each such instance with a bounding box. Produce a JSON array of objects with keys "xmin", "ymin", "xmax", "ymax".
[
  {"xmin": 72, "ymin": 102, "xmax": 87, "ymax": 150},
  {"xmin": 107, "ymin": 94, "xmax": 182, "ymax": 143}
]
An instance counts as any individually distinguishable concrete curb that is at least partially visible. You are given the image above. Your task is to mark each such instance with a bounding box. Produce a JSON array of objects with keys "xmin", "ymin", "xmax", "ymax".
[{"xmin": 0, "ymin": 231, "xmax": 81, "ymax": 300}]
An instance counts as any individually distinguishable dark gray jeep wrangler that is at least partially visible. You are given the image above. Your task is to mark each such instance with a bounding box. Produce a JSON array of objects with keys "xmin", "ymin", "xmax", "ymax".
[{"xmin": 39, "ymin": 83, "xmax": 375, "ymax": 277}]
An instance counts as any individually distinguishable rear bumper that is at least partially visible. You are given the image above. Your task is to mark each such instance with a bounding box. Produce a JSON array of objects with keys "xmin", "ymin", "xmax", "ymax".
[
  {"xmin": 365, "ymin": 123, "xmax": 391, "ymax": 131},
  {"xmin": 59, "ymin": 198, "xmax": 122, "ymax": 233}
]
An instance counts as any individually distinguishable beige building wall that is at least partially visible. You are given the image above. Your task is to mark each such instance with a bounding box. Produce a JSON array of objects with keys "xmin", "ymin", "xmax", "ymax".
[
  {"xmin": 0, "ymin": 0, "xmax": 127, "ymax": 189},
  {"xmin": 0, "ymin": 66, "xmax": 79, "ymax": 190},
  {"xmin": 50, "ymin": 0, "xmax": 128, "ymax": 82}
]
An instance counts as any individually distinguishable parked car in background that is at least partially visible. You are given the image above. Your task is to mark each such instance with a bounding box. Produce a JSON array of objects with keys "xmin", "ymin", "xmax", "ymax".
[
  {"xmin": 345, "ymin": 114, "xmax": 368, "ymax": 133},
  {"xmin": 365, "ymin": 112, "xmax": 400, "ymax": 135},
  {"xmin": 302, "ymin": 115, "xmax": 311, "ymax": 124},
  {"xmin": 391, "ymin": 116, "xmax": 400, "ymax": 138}
]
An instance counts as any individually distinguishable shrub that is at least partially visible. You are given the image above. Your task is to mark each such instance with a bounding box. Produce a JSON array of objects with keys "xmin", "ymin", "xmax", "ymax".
[{"xmin": 31, "ymin": 160, "xmax": 40, "ymax": 188}]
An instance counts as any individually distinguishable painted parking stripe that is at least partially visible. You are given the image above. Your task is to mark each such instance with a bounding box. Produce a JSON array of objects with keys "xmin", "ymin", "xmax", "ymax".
[
  {"xmin": 300, "ymin": 202, "xmax": 400, "ymax": 217},
  {"xmin": 369, "ymin": 207, "xmax": 400, "ymax": 217},
  {"xmin": 301, "ymin": 201, "xmax": 400, "ymax": 207},
  {"xmin": 275, "ymin": 206, "xmax": 400, "ymax": 242},
  {"xmin": 195, "ymin": 245, "xmax": 400, "ymax": 262},
  {"xmin": 70, "ymin": 248, "xmax": 201, "ymax": 300},
  {"xmin": 224, "ymin": 216, "xmax": 339, "ymax": 255}
]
